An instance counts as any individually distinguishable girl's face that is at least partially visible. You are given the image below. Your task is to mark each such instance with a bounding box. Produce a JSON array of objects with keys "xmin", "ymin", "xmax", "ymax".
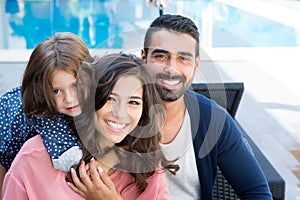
[
  {"xmin": 96, "ymin": 75, "xmax": 143, "ymax": 144},
  {"xmin": 51, "ymin": 70, "xmax": 82, "ymax": 117}
]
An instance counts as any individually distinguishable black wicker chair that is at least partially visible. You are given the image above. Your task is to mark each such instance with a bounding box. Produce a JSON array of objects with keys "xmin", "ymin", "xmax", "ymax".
[
  {"xmin": 191, "ymin": 82, "xmax": 244, "ymax": 118},
  {"xmin": 191, "ymin": 82, "xmax": 285, "ymax": 200}
]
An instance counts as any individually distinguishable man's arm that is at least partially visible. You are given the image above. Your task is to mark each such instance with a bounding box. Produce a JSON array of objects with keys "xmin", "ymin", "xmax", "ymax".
[
  {"xmin": 0, "ymin": 163, "xmax": 7, "ymax": 199},
  {"xmin": 0, "ymin": 86, "xmax": 23, "ymax": 200},
  {"xmin": 217, "ymin": 114, "xmax": 272, "ymax": 199}
]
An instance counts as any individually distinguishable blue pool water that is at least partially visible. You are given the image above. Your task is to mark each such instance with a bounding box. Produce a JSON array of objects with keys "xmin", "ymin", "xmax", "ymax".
[{"xmin": 0, "ymin": 0, "xmax": 299, "ymax": 49}]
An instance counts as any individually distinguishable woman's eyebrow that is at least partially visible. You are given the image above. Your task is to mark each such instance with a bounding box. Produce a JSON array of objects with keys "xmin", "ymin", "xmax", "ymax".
[
  {"xmin": 111, "ymin": 93, "xmax": 142, "ymax": 100},
  {"xmin": 129, "ymin": 96, "xmax": 143, "ymax": 100}
]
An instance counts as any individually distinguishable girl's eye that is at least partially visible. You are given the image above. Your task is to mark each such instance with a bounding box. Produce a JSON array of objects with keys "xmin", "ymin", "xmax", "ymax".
[{"xmin": 52, "ymin": 89, "xmax": 61, "ymax": 95}]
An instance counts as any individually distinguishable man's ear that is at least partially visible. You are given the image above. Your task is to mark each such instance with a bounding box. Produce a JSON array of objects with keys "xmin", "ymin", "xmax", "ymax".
[{"xmin": 141, "ymin": 49, "xmax": 146, "ymax": 62}]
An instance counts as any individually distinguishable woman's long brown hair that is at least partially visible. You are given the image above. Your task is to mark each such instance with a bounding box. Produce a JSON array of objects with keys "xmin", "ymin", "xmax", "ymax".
[{"xmin": 73, "ymin": 53, "xmax": 179, "ymax": 196}]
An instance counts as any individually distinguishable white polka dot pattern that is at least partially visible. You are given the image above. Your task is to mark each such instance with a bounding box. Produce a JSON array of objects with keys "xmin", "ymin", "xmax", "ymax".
[{"xmin": 29, "ymin": 114, "xmax": 80, "ymax": 162}]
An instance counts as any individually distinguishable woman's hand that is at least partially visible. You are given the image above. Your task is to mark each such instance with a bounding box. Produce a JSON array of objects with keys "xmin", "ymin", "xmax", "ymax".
[{"xmin": 68, "ymin": 159, "xmax": 123, "ymax": 200}]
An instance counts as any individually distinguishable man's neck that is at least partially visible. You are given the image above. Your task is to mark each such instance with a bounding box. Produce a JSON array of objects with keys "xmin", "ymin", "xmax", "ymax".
[{"xmin": 161, "ymin": 96, "xmax": 186, "ymax": 144}]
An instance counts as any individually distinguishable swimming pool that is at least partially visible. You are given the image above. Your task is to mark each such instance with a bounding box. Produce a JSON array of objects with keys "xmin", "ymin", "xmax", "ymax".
[{"xmin": 0, "ymin": 0, "xmax": 299, "ymax": 50}]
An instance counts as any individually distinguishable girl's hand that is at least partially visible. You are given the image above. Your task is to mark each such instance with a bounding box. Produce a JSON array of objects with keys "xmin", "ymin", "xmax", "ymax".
[{"xmin": 68, "ymin": 159, "xmax": 123, "ymax": 200}]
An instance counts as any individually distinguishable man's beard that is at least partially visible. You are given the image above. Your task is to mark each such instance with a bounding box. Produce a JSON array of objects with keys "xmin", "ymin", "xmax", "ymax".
[
  {"xmin": 155, "ymin": 73, "xmax": 189, "ymax": 102},
  {"xmin": 155, "ymin": 85, "xmax": 186, "ymax": 101}
]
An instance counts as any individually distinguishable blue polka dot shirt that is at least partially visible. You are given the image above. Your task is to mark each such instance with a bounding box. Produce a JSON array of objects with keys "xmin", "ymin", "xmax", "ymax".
[{"xmin": 0, "ymin": 86, "xmax": 80, "ymax": 170}]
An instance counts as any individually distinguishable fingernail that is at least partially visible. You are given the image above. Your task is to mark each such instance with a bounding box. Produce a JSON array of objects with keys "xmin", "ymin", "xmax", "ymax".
[
  {"xmin": 90, "ymin": 157, "xmax": 95, "ymax": 162},
  {"xmin": 97, "ymin": 167, "xmax": 103, "ymax": 173},
  {"xmin": 67, "ymin": 182, "xmax": 71, "ymax": 186},
  {"xmin": 71, "ymin": 168, "xmax": 75, "ymax": 173}
]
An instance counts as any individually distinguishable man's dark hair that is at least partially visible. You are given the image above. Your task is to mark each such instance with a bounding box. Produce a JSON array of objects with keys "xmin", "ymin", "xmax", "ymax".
[{"xmin": 144, "ymin": 14, "xmax": 200, "ymax": 57}]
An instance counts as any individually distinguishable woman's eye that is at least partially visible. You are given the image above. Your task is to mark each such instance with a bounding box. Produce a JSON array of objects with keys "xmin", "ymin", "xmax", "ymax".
[
  {"xmin": 108, "ymin": 96, "xmax": 116, "ymax": 102},
  {"xmin": 129, "ymin": 100, "xmax": 141, "ymax": 105}
]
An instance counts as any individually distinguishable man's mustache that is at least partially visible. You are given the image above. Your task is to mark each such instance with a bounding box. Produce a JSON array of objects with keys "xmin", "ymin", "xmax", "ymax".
[{"xmin": 156, "ymin": 73, "xmax": 186, "ymax": 82}]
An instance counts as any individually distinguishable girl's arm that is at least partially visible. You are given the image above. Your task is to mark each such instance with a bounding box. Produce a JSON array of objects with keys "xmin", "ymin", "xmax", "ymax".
[{"xmin": 68, "ymin": 159, "xmax": 123, "ymax": 200}]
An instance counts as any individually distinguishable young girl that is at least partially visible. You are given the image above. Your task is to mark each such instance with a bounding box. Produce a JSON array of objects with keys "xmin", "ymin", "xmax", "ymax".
[
  {"xmin": 0, "ymin": 32, "xmax": 92, "ymax": 197},
  {"xmin": 2, "ymin": 53, "xmax": 178, "ymax": 200}
]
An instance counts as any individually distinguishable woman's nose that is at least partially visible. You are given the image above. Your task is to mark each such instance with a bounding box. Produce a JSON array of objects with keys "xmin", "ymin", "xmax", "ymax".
[{"xmin": 112, "ymin": 102, "xmax": 127, "ymax": 118}]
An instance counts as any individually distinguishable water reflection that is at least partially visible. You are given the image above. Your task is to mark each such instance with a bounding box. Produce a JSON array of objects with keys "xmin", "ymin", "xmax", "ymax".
[
  {"xmin": 3, "ymin": 0, "xmax": 148, "ymax": 49},
  {"xmin": 2, "ymin": 0, "xmax": 299, "ymax": 49},
  {"xmin": 5, "ymin": 0, "xmax": 50, "ymax": 48}
]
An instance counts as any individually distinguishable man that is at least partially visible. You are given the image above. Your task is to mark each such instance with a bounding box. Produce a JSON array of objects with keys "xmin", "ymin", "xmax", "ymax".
[{"xmin": 141, "ymin": 14, "xmax": 272, "ymax": 199}]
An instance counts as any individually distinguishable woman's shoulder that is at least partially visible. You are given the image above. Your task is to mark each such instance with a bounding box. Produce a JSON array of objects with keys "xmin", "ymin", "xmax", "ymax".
[
  {"xmin": 15, "ymin": 134, "xmax": 45, "ymax": 156},
  {"xmin": 8, "ymin": 134, "xmax": 49, "ymax": 176}
]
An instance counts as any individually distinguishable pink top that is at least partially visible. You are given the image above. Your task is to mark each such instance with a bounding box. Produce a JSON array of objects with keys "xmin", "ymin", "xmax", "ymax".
[{"xmin": 2, "ymin": 135, "xmax": 171, "ymax": 200}]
